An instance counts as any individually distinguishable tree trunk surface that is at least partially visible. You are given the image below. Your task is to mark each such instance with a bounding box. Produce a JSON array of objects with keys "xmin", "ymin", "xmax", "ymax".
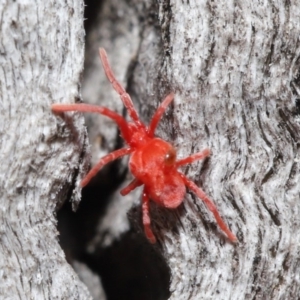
[
  {"xmin": 2, "ymin": 0, "xmax": 300, "ymax": 299},
  {"xmin": 0, "ymin": 0, "xmax": 93, "ymax": 299}
]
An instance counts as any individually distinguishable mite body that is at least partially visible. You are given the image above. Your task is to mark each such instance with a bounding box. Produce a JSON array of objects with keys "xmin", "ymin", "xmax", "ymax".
[{"xmin": 52, "ymin": 48, "xmax": 237, "ymax": 244}]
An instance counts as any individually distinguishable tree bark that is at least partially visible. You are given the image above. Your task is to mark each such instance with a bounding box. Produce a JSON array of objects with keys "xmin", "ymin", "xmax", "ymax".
[
  {"xmin": 82, "ymin": 0, "xmax": 300, "ymax": 299},
  {"xmin": 3, "ymin": 0, "xmax": 300, "ymax": 299},
  {"xmin": 0, "ymin": 1, "xmax": 93, "ymax": 299}
]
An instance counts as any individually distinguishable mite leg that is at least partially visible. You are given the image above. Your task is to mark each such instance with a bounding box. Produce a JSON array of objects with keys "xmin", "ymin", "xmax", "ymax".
[
  {"xmin": 176, "ymin": 148, "xmax": 211, "ymax": 167},
  {"xmin": 142, "ymin": 189, "xmax": 156, "ymax": 244},
  {"xmin": 99, "ymin": 48, "xmax": 140, "ymax": 125},
  {"xmin": 148, "ymin": 93, "xmax": 174, "ymax": 137},
  {"xmin": 120, "ymin": 178, "xmax": 142, "ymax": 196},
  {"xmin": 180, "ymin": 173, "xmax": 237, "ymax": 243},
  {"xmin": 81, "ymin": 147, "xmax": 133, "ymax": 187},
  {"xmin": 51, "ymin": 103, "xmax": 132, "ymax": 143}
]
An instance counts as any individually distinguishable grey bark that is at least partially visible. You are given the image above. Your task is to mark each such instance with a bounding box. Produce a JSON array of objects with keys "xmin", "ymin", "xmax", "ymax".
[
  {"xmin": 83, "ymin": 0, "xmax": 300, "ymax": 299},
  {"xmin": 0, "ymin": 1, "xmax": 93, "ymax": 299},
  {"xmin": 2, "ymin": 0, "xmax": 300, "ymax": 299}
]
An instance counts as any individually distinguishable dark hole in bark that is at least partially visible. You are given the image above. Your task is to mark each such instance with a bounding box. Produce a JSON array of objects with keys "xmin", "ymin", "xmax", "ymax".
[
  {"xmin": 57, "ymin": 1, "xmax": 171, "ymax": 299},
  {"xmin": 57, "ymin": 161, "xmax": 171, "ymax": 300}
]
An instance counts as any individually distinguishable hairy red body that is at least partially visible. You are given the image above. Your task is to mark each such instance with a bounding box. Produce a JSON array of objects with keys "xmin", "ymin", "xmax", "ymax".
[{"xmin": 52, "ymin": 48, "xmax": 237, "ymax": 244}]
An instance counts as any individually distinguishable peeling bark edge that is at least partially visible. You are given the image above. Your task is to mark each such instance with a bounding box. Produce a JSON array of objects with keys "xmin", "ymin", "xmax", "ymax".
[{"xmin": 0, "ymin": 1, "xmax": 93, "ymax": 299}]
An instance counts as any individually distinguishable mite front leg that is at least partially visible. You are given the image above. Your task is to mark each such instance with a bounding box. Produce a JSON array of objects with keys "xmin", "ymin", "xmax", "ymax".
[
  {"xmin": 148, "ymin": 93, "xmax": 174, "ymax": 137},
  {"xmin": 142, "ymin": 189, "xmax": 156, "ymax": 244},
  {"xmin": 99, "ymin": 48, "xmax": 140, "ymax": 125},
  {"xmin": 51, "ymin": 103, "xmax": 132, "ymax": 144}
]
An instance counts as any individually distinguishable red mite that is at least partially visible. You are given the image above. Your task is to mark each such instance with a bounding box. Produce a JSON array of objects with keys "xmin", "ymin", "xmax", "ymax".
[{"xmin": 52, "ymin": 48, "xmax": 237, "ymax": 244}]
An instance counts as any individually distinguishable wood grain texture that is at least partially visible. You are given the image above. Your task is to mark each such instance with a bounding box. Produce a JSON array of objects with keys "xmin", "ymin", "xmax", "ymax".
[
  {"xmin": 158, "ymin": 0, "xmax": 300, "ymax": 299},
  {"xmin": 0, "ymin": 1, "xmax": 92, "ymax": 299},
  {"xmin": 4, "ymin": 0, "xmax": 298, "ymax": 298},
  {"xmin": 160, "ymin": 1, "xmax": 300, "ymax": 299},
  {"xmin": 82, "ymin": 0, "xmax": 300, "ymax": 299}
]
